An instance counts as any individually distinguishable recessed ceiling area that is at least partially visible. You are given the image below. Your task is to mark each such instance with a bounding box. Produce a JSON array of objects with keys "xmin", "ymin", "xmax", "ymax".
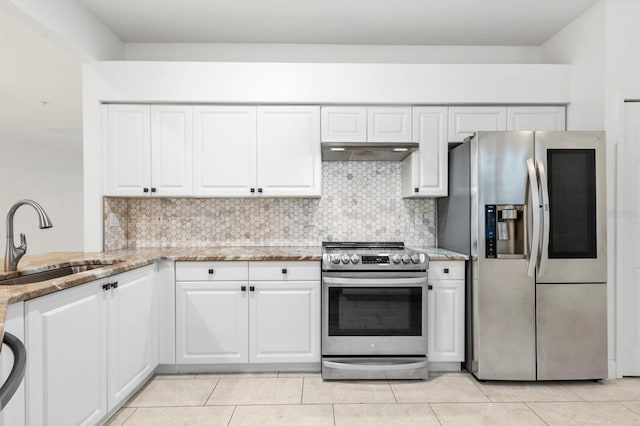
[{"xmin": 78, "ymin": 0, "xmax": 599, "ymax": 46}]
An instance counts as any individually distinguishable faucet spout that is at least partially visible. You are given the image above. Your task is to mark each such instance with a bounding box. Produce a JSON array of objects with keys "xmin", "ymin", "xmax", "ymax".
[{"xmin": 4, "ymin": 200, "xmax": 53, "ymax": 272}]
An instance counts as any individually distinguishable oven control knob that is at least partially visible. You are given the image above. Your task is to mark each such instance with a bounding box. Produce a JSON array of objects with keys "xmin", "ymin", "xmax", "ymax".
[
  {"xmin": 341, "ymin": 254, "xmax": 351, "ymax": 264},
  {"xmin": 350, "ymin": 254, "xmax": 360, "ymax": 264},
  {"xmin": 392, "ymin": 254, "xmax": 402, "ymax": 264},
  {"xmin": 410, "ymin": 254, "xmax": 421, "ymax": 264},
  {"xmin": 331, "ymin": 254, "xmax": 341, "ymax": 264},
  {"xmin": 401, "ymin": 254, "xmax": 411, "ymax": 264}
]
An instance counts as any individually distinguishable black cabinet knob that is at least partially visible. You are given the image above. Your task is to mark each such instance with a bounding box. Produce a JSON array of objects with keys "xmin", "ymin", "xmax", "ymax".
[
  {"xmin": 428, "ymin": 285, "xmax": 433, "ymax": 290},
  {"xmin": 282, "ymin": 268, "xmax": 287, "ymax": 274},
  {"xmin": 250, "ymin": 188, "xmax": 255, "ymax": 193},
  {"xmin": 151, "ymin": 187, "xmax": 157, "ymax": 193},
  {"xmin": 111, "ymin": 281, "xmax": 119, "ymax": 289},
  {"xmin": 208, "ymin": 269, "xmax": 214, "ymax": 274},
  {"xmin": 241, "ymin": 286, "xmax": 247, "ymax": 291},
  {"xmin": 257, "ymin": 188, "xmax": 263, "ymax": 193},
  {"xmin": 249, "ymin": 286, "xmax": 255, "ymax": 292},
  {"xmin": 444, "ymin": 268, "xmax": 449, "ymax": 274},
  {"xmin": 414, "ymin": 188, "xmax": 419, "ymax": 193},
  {"xmin": 102, "ymin": 283, "xmax": 110, "ymax": 291},
  {"xmin": 143, "ymin": 188, "xmax": 149, "ymax": 193}
]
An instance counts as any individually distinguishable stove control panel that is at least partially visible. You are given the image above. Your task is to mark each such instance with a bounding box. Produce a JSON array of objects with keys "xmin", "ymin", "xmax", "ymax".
[{"xmin": 361, "ymin": 255, "xmax": 390, "ymax": 264}]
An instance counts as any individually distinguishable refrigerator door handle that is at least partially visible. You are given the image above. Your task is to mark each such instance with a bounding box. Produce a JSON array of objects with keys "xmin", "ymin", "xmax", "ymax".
[
  {"xmin": 526, "ymin": 158, "xmax": 541, "ymax": 277},
  {"xmin": 536, "ymin": 159, "xmax": 550, "ymax": 278}
]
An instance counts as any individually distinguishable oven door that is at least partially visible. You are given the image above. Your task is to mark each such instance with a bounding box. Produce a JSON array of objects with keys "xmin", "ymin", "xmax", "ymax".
[{"xmin": 322, "ymin": 276, "xmax": 428, "ymax": 356}]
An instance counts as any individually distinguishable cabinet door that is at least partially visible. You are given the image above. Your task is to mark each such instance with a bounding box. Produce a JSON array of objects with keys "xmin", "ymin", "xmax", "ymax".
[
  {"xmin": 321, "ymin": 106, "xmax": 367, "ymax": 142},
  {"xmin": 257, "ymin": 106, "xmax": 321, "ymax": 197},
  {"xmin": 176, "ymin": 281, "xmax": 249, "ymax": 363},
  {"xmin": 367, "ymin": 106, "xmax": 412, "ymax": 142},
  {"xmin": 507, "ymin": 106, "xmax": 566, "ymax": 131},
  {"xmin": 151, "ymin": 105, "xmax": 193, "ymax": 196},
  {"xmin": 26, "ymin": 280, "xmax": 107, "ymax": 426},
  {"xmin": 427, "ymin": 280, "xmax": 465, "ymax": 362},
  {"xmin": 402, "ymin": 107, "xmax": 448, "ymax": 197},
  {"xmin": 249, "ymin": 281, "xmax": 320, "ymax": 363},
  {"xmin": 107, "ymin": 265, "xmax": 158, "ymax": 411},
  {"xmin": 448, "ymin": 107, "xmax": 507, "ymax": 142},
  {"xmin": 106, "ymin": 104, "xmax": 151, "ymax": 196},
  {"xmin": 193, "ymin": 106, "xmax": 257, "ymax": 197}
]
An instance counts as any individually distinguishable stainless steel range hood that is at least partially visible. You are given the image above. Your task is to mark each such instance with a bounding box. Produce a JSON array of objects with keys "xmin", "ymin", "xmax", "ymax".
[{"xmin": 321, "ymin": 142, "xmax": 419, "ymax": 161}]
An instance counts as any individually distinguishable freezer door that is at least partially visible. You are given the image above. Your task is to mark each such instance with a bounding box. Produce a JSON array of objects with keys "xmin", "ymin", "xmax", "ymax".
[
  {"xmin": 537, "ymin": 283, "xmax": 607, "ymax": 380},
  {"xmin": 534, "ymin": 131, "xmax": 606, "ymax": 283}
]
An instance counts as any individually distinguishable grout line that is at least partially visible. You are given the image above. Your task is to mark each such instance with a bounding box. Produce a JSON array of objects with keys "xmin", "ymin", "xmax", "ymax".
[
  {"xmin": 332, "ymin": 403, "xmax": 336, "ymax": 426},
  {"xmin": 388, "ymin": 380, "xmax": 399, "ymax": 404},
  {"xmin": 524, "ymin": 402, "xmax": 550, "ymax": 426},
  {"xmin": 204, "ymin": 378, "xmax": 221, "ymax": 406},
  {"xmin": 428, "ymin": 403, "xmax": 444, "ymax": 426},
  {"xmin": 119, "ymin": 407, "xmax": 137, "ymax": 425},
  {"xmin": 561, "ymin": 385, "xmax": 587, "ymax": 401},
  {"xmin": 227, "ymin": 405, "xmax": 238, "ymax": 426},
  {"xmin": 301, "ymin": 377, "xmax": 305, "ymax": 404}
]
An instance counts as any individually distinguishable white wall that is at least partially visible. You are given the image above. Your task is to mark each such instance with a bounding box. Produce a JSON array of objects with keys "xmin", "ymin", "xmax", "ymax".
[
  {"xmin": 0, "ymin": 8, "xmax": 84, "ymax": 256},
  {"xmin": 125, "ymin": 43, "xmax": 541, "ymax": 64},
  {"xmin": 0, "ymin": 132, "xmax": 83, "ymax": 255},
  {"xmin": 540, "ymin": 1, "xmax": 606, "ymax": 130}
]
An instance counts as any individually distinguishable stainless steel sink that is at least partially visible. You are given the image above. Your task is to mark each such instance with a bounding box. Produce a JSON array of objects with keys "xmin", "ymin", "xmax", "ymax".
[{"xmin": 0, "ymin": 264, "xmax": 107, "ymax": 285}]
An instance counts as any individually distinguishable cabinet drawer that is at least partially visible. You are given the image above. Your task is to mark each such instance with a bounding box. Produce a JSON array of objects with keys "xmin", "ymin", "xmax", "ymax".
[
  {"xmin": 249, "ymin": 261, "xmax": 320, "ymax": 281},
  {"xmin": 429, "ymin": 261, "xmax": 465, "ymax": 281},
  {"xmin": 175, "ymin": 261, "xmax": 248, "ymax": 281}
]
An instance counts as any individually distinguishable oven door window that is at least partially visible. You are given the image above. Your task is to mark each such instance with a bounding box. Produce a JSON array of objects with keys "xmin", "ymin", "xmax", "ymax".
[{"xmin": 328, "ymin": 287, "xmax": 422, "ymax": 336}]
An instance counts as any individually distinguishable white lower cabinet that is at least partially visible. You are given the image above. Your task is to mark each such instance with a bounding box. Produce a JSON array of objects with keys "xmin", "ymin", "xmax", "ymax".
[
  {"xmin": 176, "ymin": 281, "xmax": 249, "ymax": 364},
  {"xmin": 428, "ymin": 261, "xmax": 465, "ymax": 363},
  {"xmin": 25, "ymin": 265, "xmax": 157, "ymax": 425},
  {"xmin": 175, "ymin": 261, "xmax": 321, "ymax": 365},
  {"xmin": 249, "ymin": 282, "xmax": 320, "ymax": 363}
]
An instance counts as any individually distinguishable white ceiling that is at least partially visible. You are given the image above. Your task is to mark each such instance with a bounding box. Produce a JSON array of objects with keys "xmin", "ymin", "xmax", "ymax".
[{"xmin": 78, "ymin": 0, "xmax": 599, "ymax": 45}]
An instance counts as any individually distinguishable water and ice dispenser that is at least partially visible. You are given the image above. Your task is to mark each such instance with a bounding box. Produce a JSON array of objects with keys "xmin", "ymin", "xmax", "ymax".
[{"xmin": 485, "ymin": 205, "xmax": 526, "ymax": 258}]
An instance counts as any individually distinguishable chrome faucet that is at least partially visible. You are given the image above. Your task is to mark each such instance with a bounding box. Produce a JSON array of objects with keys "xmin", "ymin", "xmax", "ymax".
[{"xmin": 4, "ymin": 200, "xmax": 53, "ymax": 272}]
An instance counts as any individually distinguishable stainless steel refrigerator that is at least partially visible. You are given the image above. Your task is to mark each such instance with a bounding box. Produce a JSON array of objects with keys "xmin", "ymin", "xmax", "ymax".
[{"xmin": 438, "ymin": 131, "xmax": 607, "ymax": 380}]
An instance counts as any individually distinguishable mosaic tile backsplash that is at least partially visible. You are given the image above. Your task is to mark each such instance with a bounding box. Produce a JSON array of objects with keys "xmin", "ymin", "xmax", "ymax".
[{"xmin": 103, "ymin": 162, "xmax": 436, "ymax": 250}]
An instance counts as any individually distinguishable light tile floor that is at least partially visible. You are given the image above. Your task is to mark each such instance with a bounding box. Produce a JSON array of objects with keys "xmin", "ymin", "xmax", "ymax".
[{"xmin": 108, "ymin": 372, "xmax": 640, "ymax": 425}]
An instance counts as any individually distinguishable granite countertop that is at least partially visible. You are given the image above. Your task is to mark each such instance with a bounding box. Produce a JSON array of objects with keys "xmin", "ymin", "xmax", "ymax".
[
  {"xmin": 413, "ymin": 247, "xmax": 469, "ymax": 261},
  {"xmin": 0, "ymin": 245, "xmax": 466, "ymax": 339},
  {"xmin": 0, "ymin": 246, "xmax": 322, "ymax": 339}
]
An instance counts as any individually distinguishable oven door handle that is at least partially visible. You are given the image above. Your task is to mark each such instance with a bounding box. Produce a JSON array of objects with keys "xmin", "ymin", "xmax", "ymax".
[
  {"xmin": 323, "ymin": 359, "xmax": 428, "ymax": 371},
  {"xmin": 322, "ymin": 277, "xmax": 427, "ymax": 286}
]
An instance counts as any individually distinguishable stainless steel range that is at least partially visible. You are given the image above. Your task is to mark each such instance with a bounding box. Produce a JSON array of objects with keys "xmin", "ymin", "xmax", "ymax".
[{"xmin": 321, "ymin": 242, "xmax": 429, "ymax": 380}]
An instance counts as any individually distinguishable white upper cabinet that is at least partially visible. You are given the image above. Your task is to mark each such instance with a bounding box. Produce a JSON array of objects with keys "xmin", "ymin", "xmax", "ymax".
[
  {"xmin": 448, "ymin": 106, "xmax": 507, "ymax": 142},
  {"xmin": 321, "ymin": 106, "xmax": 367, "ymax": 142},
  {"xmin": 257, "ymin": 106, "xmax": 321, "ymax": 197},
  {"xmin": 193, "ymin": 106, "xmax": 257, "ymax": 197},
  {"xmin": 106, "ymin": 105, "xmax": 151, "ymax": 196},
  {"xmin": 151, "ymin": 105, "xmax": 193, "ymax": 196},
  {"xmin": 402, "ymin": 107, "xmax": 448, "ymax": 198},
  {"xmin": 367, "ymin": 106, "xmax": 412, "ymax": 142},
  {"xmin": 506, "ymin": 106, "xmax": 566, "ymax": 131}
]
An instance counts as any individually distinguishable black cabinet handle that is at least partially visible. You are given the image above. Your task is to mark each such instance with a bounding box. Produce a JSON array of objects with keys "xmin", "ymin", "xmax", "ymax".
[
  {"xmin": 102, "ymin": 283, "xmax": 110, "ymax": 291},
  {"xmin": 151, "ymin": 187, "xmax": 157, "ymax": 193},
  {"xmin": 444, "ymin": 268, "xmax": 449, "ymax": 274},
  {"xmin": 249, "ymin": 286, "xmax": 255, "ymax": 292},
  {"xmin": 208, "ymin": 269, "xmax": 214, "ymax": 274},
  {"xmin": 250, "ymin": 188, "xmax": 255, "ymax": 193},
  {"xmin": 111, "ymin": 281, "xmax": 119, "ymax": 289},
  {"xmin": 414, "ymin": 188, "xmax": 419, "ymax": 193},
  {"xmin": 428, "ymin": 285, "xmax": 433, "ymax": 290},
  {"xmin": 143, "ymin": 188, "xmax": 149, "ymax": 193},
  {"xmin": 282, "ymin": 268, "xmax": 287, "ymax": 274},
  {"xmin": 241, "ymin": 286, "xmax": 247, "ymax": 291},
  {"xmin": 257, "ymin": 188, "xmax": 263, "ymax": 193}
]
